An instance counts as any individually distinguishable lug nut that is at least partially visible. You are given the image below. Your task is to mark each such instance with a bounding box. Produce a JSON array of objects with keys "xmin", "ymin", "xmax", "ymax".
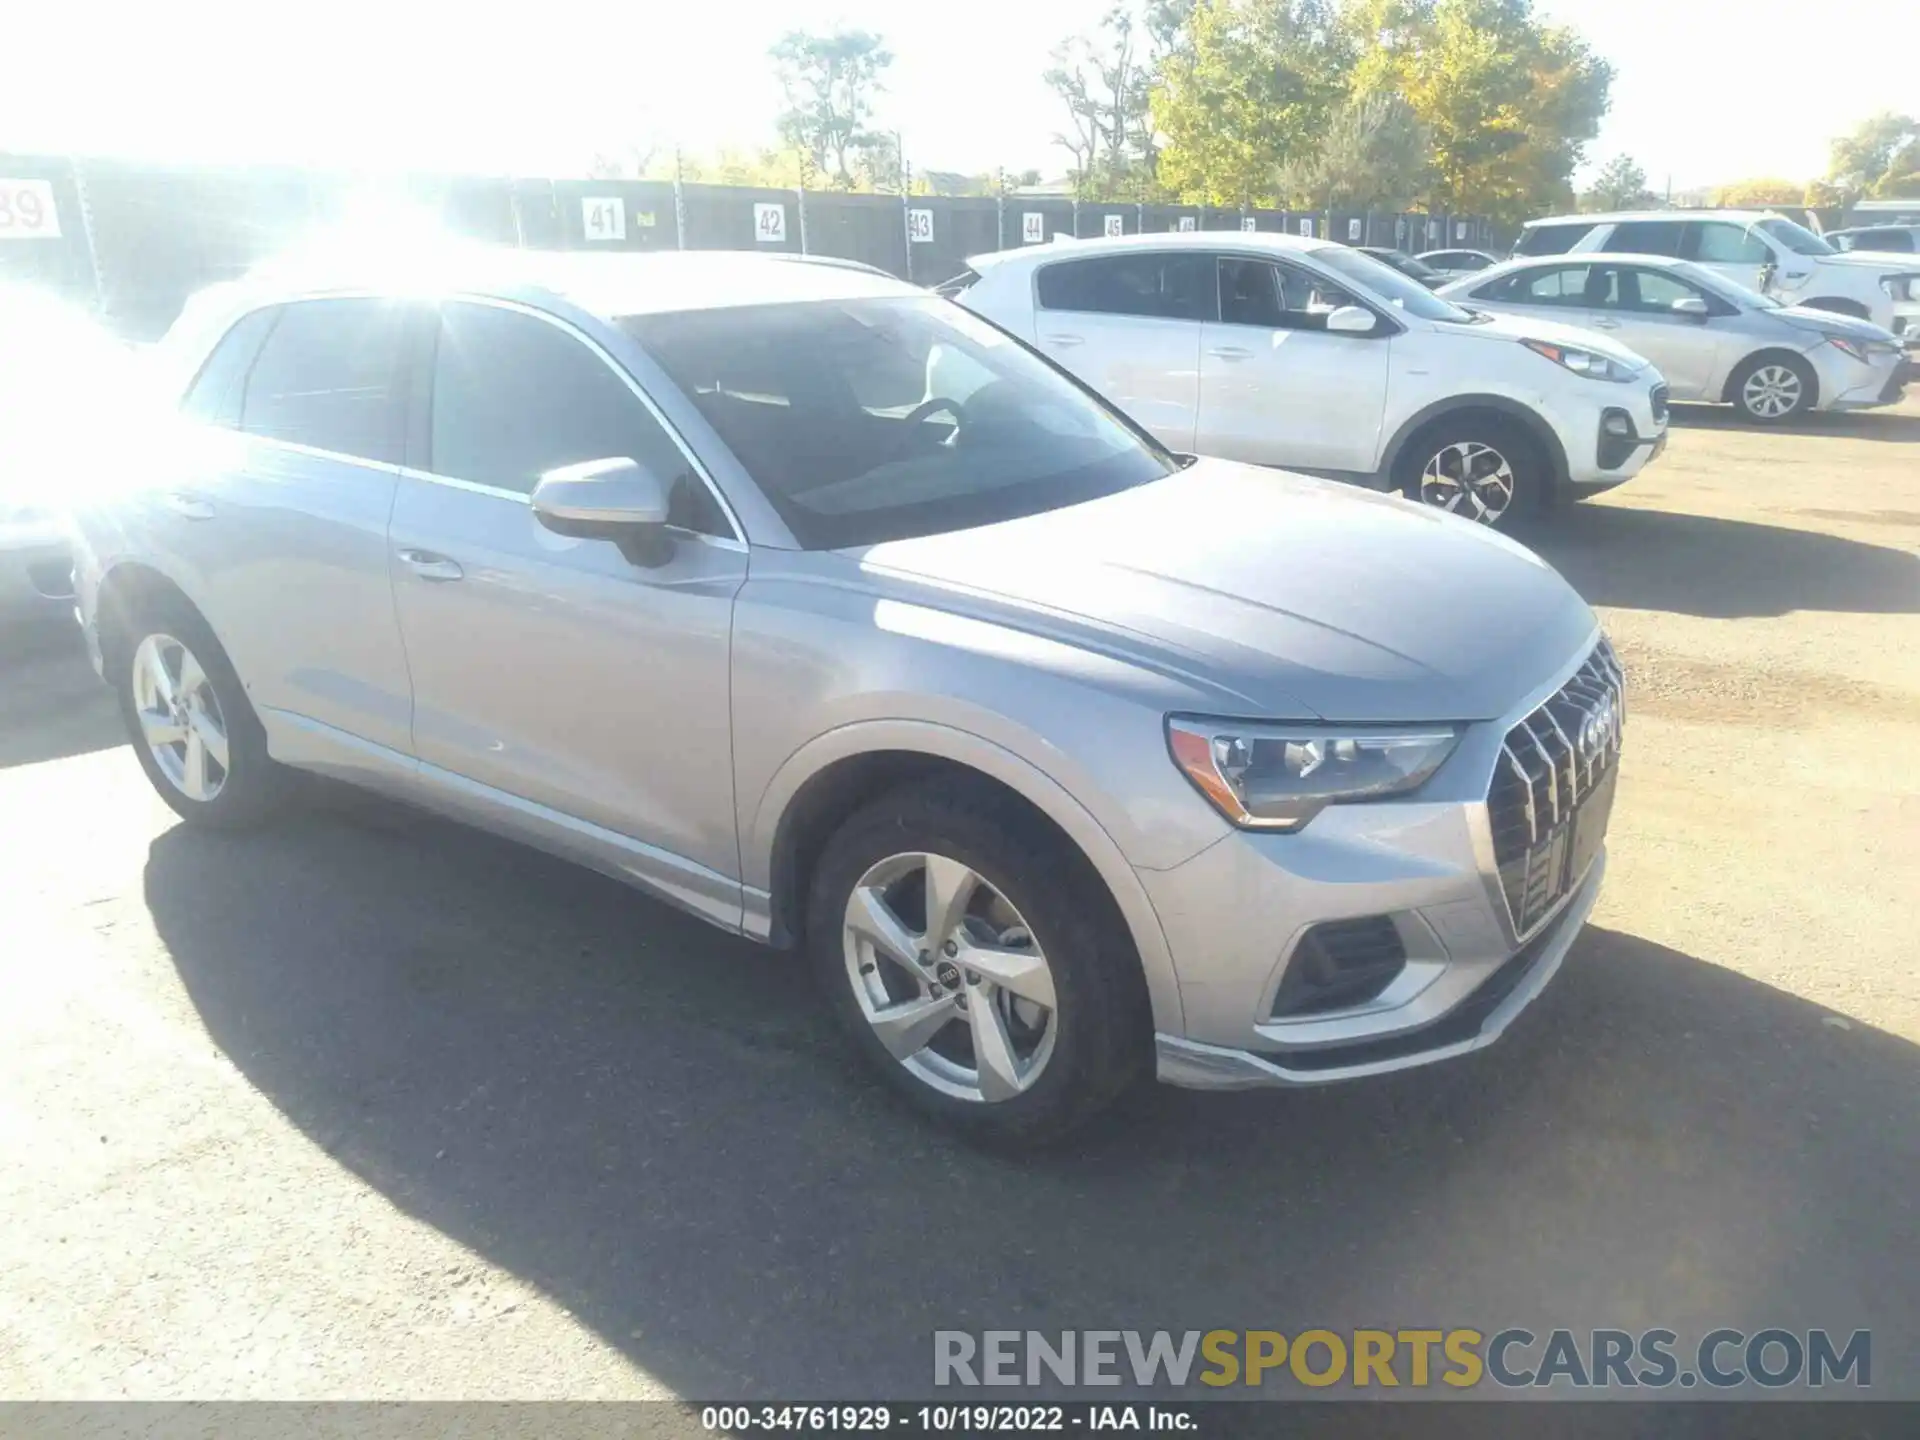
[
  {"xmin": 943, "ymin": 940, "xmax": 958, "ymax": 957},
  {"xmin": 965, "ymin": 970, "xmax": 981, "ymax": 987}
]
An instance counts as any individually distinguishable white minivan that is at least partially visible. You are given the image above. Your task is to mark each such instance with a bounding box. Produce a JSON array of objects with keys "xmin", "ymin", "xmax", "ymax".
[
  {"xmin": 1515, "ymin": 210, "xmax": 1920, "ymax": 348},
  {"xmin": 951, "ymin": 232, "xmax": 1669, "ymax": 529}
]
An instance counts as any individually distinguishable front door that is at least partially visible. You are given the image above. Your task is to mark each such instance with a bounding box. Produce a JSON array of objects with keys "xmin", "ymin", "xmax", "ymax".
[
  {"xmin": 1684, "ymin": 220, "xmax": 1773, "ymax": 292},
  {"xmin": 387, "ymin": 299, "xmax": 747, "ymax": 925},
  {"xmin": 1196, "ymin": 256, "xmax": 1390, "ymax": 472},
  {"xmin": 1597, "ymin": 266, "xmax": 1727, "ymax": 397}
]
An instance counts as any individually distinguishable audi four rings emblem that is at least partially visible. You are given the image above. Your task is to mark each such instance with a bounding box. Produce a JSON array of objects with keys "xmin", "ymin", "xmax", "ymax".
[{"xmin": 1579, "ymin": 693, "xmax": 1617, "ymax": 761}]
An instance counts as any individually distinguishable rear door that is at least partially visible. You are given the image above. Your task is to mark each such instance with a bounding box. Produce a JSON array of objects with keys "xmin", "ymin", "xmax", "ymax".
[
  {"xmin": 386, "ymin": 298, "xmax": 748, "ymax": 924},
  {"xmin": 162, "ymin": 297, "xmax": 417, "ymax": 757},
  {"xmin": 1196, "ymin": 255, "xmax": 1390, "ymax": 472},
  {"xmin": 1029, "ymin": 251, "xmax": 1210, "ymax": 450}
]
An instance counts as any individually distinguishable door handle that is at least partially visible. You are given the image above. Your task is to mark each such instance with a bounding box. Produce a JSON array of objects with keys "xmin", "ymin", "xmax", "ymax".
[
  {"xmin": 162, "ymin": 491, "xmax": 214, "ymax": 521},
  {"xmin": 396, "ymin": 549, "xmax": 465, "ymax": 582},
  {"xmin": 1042, "ymin": 333, "xmax": 1084, "ymax": 348},
  {"xmin": 1591, "ymin": 318, "xmax": 1622, "ymax": 329},
  {"xmin": 1207, "ymin": 345, "xmax": 1254, "ymax": 361}
]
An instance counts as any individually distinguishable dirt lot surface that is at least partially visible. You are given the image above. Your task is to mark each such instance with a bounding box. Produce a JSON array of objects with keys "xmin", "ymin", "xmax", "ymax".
[{"xmin": 2, "ymin": 400, "xmax": 1916, "ymax": 1402}]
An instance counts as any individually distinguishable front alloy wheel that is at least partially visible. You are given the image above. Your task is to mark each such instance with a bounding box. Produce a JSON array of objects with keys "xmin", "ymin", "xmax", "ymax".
[
  {"xmin": 1738, "ymin": 362, "xmax": 1805, "ymax": 421},
  {"xmin": 1419, "ymin": 440, "xmax": 1516, "ymax": 525},
  {"xmin": 842, "ymin": 852, "xmax": 1059, "ymax": 1103},
  {"xmin": 131, "ymin": 632, "xmax": 231, "ymax": 803}
]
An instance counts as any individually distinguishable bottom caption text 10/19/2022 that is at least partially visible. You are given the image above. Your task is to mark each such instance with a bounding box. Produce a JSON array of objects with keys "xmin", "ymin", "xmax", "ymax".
[{"xmin": 700, "ymin": 1405, "xmax": 1196, "ymax": 1433}]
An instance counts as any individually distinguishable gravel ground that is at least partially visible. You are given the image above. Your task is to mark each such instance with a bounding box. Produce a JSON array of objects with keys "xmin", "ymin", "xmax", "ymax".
[{"xmin": 1, "ymin": 399, "xmax": 1916, "ymax": 1402}]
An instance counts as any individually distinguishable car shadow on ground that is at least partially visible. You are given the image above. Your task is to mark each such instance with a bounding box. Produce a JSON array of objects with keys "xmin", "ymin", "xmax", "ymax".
[
  {"xmin": 0, "ymin": 618, "xmax": 123, "ymax": 769},
  {"xmin": 1668, "ymin": 403, "xmax": 1920, "ymax": 442},
  {"xmin": 143, "ymin": 798, "xmax": 1920, "ymax": 1400},
  {"xmin": 1512, "ymin": 506, "xmax": 1920, "ymax": 619}
]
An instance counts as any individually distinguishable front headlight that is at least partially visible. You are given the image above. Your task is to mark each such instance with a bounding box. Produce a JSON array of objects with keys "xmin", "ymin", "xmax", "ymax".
[
  {"xmin": 1166, "ymin": 717, "xmax": 1461, "ymax": 831},
  {"xmin": 1520, "ymin": 338, "xmax": 1640, "ymax": 383}
]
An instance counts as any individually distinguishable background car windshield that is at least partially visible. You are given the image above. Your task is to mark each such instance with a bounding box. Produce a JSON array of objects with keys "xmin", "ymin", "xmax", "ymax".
[
  {"xmin": 1757, "ymin": 218, "xmax": 1835, "ymax": 256},
  {"xmin": 623, "ymin": 297, "xmax": 1177, "ymax": 549},
  {"xmin": 1312, "ymin": 248, "xmax": 1473, "ymax": 322}
]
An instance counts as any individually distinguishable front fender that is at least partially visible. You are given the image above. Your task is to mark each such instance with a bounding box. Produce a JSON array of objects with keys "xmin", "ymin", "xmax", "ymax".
[{"xmin": 745, "ymin": 717, "xmax": 1187, "ymax": 1037}]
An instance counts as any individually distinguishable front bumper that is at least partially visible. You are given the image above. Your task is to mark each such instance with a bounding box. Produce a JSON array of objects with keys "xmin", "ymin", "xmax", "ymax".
[
  {"xmin": 1158, "ymin": 852, "xmax": 1602, "ymax": 1088},
  {"xmin": 1141, "ymin": 637, "xmax": 1617, "ymax": 1090},
  {"xmin": 1562, "ymin": 376, "xmax": 1667, "ymax": 488}
]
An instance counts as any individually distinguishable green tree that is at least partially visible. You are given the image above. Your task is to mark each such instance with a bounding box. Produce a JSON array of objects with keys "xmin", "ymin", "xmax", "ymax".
[
  {"xmin": 1827, "ymin": 112, "xmax": 1920, "ymax": 201},
  {"xmin": 1045, "ymin": 7, "xmax": 1156, "ymax": 198},
  {"xmin": 1356, "ymin": 0, "xmax": 1612, "ymax": 221},
  {"xmin": 1151, "ymin": 0, "xmax": 1353, "ymax": 206},
  {"xmin": 1709, "ymin": 177, "xmax": 1803, "ymax": 208},
  {"xmin": 1279, "ymin": 90, "xmax": 1431, "ymax": 212},
  {"xmin": 1580, "ymin": 154, "xmax": 1655, "ymax": 211},
  {"xmin": 770, "ymin": 29, "xmax": 894, "ymax": 189}
]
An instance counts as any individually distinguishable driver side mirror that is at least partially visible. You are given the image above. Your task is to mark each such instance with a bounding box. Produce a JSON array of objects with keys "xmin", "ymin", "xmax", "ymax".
[
  {"xmin": 531, "ymin": 456, "xmax": 673, "ymax": 567},
  {"xmin": 1325, "ymin": 304, "xmax": 1378, "ymax": 335},
  {"xmin": 1670, "ymin": 296, "xmax": 1711, "ymax": 320}
]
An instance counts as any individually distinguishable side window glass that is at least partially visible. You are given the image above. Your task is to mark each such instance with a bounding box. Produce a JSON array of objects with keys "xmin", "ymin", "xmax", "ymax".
[
  {"xmin": 1501, "ymin": 265, "xmax": 1593, "ymax": 305},
  {"xmin": 180, "ymin": 308, "xmax": 278, "ymax": 429},
  {"xmin": 239, "ymin": 299, "xmax": 410, "ymax": 464},
  {"xmin": 1625, "ymin": 269, "xmax": 1701, "ymax": 312},
  {"xmin": 1609, "ymin": 221, "xmax": 1686, "ymax": 257},
  {"xmin": 1218, "ymin": 258, "xmax": 1284, "ymax": 326},
  {"xmin": 1034, "ymin": 254, "xmax": 1210, "ymax": 320},
  {"xmin": 1688, "ymin": 223, "xmax": 1771, "ymax": 264},
  {"xmin": 1514, "ymin": 224, "xmax": 1590, "ymax": 257},
  {"xmin": 430, "ymin": 302, "xmax": 727, "ymax": 536}
]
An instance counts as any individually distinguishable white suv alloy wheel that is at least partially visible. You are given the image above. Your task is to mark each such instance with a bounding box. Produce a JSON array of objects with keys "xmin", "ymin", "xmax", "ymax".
[
  {"xmin": 130, "ymin": 632, "xmax": 231, "ymax": 803},
  {"xmin": 1418, "ymin": 440, "xmax": 1516, "ymax": 525}
]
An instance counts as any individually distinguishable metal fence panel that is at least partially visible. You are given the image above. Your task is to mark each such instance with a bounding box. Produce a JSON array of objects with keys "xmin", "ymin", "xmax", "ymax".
[
  {"xmin": 1000, "ymin": 200, "xmax": 1075, "ymax": 250},
  {"xmin": 907, "ymin": 197, "xmax": 1000, "ymax": 283},
  {"xmin": 550, "ymin": 179, "xmax": 678, "ymax": 250},
  {"xmin": 680, "ymin": 185, "xmax": 801, "ymax": 253},
  {"xmin": 1140, "ymin": 203, "xmax": 1203, "ymax": 234},
  {"xmin": 802, "ymin": 191, "xmax": 909, "ymax": 276},
  {"xmin": 1071, "ymin": 203, "xmax": 1139, "ymax": 240},
  {"xmin": 0, "ymin": 154, "xmax": 98, "ymax": 309}
]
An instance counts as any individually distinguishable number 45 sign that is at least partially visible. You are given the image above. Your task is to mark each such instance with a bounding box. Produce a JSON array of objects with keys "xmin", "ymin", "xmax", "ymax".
[{"xmin": 0, "ymin": 179, "xmax": 61, "ymax": 239}]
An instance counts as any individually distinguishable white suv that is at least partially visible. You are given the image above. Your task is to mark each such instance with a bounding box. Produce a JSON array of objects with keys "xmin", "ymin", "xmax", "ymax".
[
  {"xmin": 1516, "ymin": 210, "xmax": 1920, "ymax": 348},
  {"xmin": 952, "ymin": 232, "xmax": 1669, "ymax": 529}
]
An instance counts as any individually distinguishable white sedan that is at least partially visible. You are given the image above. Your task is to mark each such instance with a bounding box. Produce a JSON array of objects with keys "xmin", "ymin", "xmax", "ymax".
[{"xmin": 1440, "ymin": 254, "xmax": 1908, "ymax": 423}]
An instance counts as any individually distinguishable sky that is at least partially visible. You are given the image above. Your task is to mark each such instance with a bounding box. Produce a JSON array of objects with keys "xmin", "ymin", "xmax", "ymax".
[{"xmin": 2, "ymin": 0, "xmax": 1913, "ymax": 192}]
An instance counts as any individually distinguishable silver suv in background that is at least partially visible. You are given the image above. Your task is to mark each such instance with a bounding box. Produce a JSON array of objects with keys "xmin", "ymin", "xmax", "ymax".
[
  {"xmin": 1515, "ymin": 210, "xmax": 1920, "ymax": 347},
  {"xmin": 73, "ymin": 250, "xmax": 1623, "ymax": 1143}
]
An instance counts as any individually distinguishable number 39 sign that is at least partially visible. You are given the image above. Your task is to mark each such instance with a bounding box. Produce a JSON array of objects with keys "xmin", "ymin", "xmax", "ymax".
[{"xmin": 0, "ymin": 179, "xmax": 61, "ymax": 239}]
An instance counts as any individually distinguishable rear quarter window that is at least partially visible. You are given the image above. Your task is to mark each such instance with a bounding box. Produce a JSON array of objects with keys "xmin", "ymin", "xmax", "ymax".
[{"xmin": 1035, "ymin": 253, "xmax": 1212, "ymax": 321}]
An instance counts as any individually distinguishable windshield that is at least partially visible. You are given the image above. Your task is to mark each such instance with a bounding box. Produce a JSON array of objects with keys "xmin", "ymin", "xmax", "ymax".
[
  {"xmin": 1757, "ymin": 217, "xmax": 1835, "ymax": 256},
  {"xmin": 622, "ymin": 297, "xmax": 1177, "ymax": 549},
  {"xmin": 1313, "ymin": 247, "xmax": 1475, "ymax": 323}
]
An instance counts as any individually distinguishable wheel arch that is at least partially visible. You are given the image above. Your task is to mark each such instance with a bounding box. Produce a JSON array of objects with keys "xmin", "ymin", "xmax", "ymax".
[
  {"xmin": 94, "ymin": 560, "xmax": 214, "ymax": 684},
  {"xmin": 1722, "ymin": 347, "xmax": 1820, "ymax": 408},
  {"xmin": 1794, "ymin": 295, "xmax": 1871, "ymax": 321},
  {"xmin": 1379, "ymin": 394, "xmax": 1572, "ymax": 498},
  {"xmin": 751, "ymin": 721, "xmax": 1185, "ymax": 1036}
]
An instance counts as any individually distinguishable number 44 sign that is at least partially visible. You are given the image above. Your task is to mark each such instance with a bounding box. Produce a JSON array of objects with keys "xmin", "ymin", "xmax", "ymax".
[{"xmin": 0, "ymin": 178, "xmax": 61, "ymax": 239}]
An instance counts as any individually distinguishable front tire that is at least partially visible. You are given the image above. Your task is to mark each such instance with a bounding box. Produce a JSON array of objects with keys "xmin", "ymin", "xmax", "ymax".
[
  {"xmin": 807, "ymin": 778, "xmax": 1150, "ymax": 1145},
  {"xmin": 117, "ymin": 594, "xmax": 287, "ymax": 828},
  {"xmin": 1730, "ymin": 352, "xmax": 1815, "ymax": 423},
  {"xmin": 1399, "ymin": 415, "xmax": 1543, "ymax": 528}
]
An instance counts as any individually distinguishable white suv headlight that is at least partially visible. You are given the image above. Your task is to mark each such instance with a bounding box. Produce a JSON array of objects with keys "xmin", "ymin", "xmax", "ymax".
[
  {"xmin": 1521, "ymin": 338, "xmax": 1640, "ymax": 383},
  {"xmin": 1167, "ymin": 717, "xmax": 1460, "ymax": 831}
]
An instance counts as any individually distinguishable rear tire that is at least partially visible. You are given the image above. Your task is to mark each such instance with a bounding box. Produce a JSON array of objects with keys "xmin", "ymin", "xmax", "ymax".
[
  {"xmin": 1397, "ymin": 414, "xmax": 1545, "ymax": 528},
  {"xmin": 807, "ymin": 777, "xmax": 1151, "ymax": 1146},
  {"xmin": 1729, "ymin": 352, "xmax": 1815, "ymax": 423},
  {"xmin": 116, "ymin": 593, "xmax": 288, "ymax": 829}
]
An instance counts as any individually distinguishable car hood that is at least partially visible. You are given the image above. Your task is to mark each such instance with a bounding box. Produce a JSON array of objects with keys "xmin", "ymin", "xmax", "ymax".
[
  {"xmin": 1818, "ymin": 250, "xmax": 1920, "ymax": 272},
  {"xmin": 847, "ymin": 460, "xmax": 1597, "ymax": 723},
  {"xmin": 1444, "ymin": 308, "xmax": 1653, "ymax": 368},
  {"xmin": 1775, "ymin": 305, "xmax": 1902, "ymax": 344}
]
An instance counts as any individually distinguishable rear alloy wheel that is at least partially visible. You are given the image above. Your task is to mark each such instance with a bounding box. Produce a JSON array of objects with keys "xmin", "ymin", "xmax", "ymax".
[
  {"xmin": 1732, "ymin": 354, "xmax": 1814, "ymax": 423},
  {"xmin": 116, "ymin": 595, "xmax": 288, "ymax": 828}
]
